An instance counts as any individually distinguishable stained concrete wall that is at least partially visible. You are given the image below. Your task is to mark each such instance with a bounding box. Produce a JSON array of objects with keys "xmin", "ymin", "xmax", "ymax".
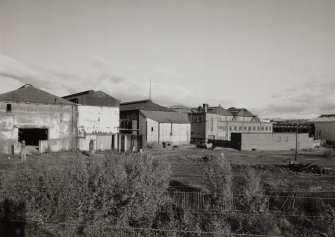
[
  {"xmin": 240, "ymin": 133, "xmax": 315, "ymax": 151},
  {"xmin": 314, "ymin": 122, "xmax": 335, "ymax": 142},
  {"xmin": 0, "ymin": 102, "xmax": 77, "ymax": 154}
]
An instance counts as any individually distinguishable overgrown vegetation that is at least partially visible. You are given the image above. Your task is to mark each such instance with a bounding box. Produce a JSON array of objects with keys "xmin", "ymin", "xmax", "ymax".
[
  {"xmin": 1, "ymin": 150, "xmax": 335, "ymax": 236},
  {"xmin": 0, "ymin": 150, "xmax": 171, "ymax": 236}
]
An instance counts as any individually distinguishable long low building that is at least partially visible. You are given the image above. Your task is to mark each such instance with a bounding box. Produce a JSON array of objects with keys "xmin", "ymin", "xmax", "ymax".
[{"xmin": 231, "ymin": 132, "xmax": 315, "ymax": 151}]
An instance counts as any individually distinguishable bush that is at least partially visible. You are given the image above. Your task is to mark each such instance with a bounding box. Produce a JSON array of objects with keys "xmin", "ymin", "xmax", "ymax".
[
  {"xmin": 324, "ymin": 148, "xmax": 335, "ymax": 158},
  {"xmin": 0, "ymin": 151, "xmax": 171, "ymax": 236}
]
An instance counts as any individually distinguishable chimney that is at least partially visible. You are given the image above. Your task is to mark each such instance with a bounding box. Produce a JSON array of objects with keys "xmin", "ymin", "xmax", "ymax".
[{"xmin": 203, "ymin": 103, "xmax": 208, "ymax": 113}]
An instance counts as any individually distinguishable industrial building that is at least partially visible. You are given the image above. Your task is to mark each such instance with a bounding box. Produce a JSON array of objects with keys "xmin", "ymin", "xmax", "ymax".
[
  {"xmin": 231, "ymin": 133, "xmax": 315, "ymax": 151},
  {"xmin": 63, "ymin": 90, "xmax": 120, "ymax": 151},
  {"xmin": 0, "ymin": 84, "xmax": 78, "ymax": 154},
  {"xmin": 120, "ymin": 99, "xmax": 191, "ymax": 147},
  {"xmin": 189, "ymin": 104, "xmax": 273, "ymax": 144},
  {"xmin": 310, "ymin": 114, "xmax": 335, "ymax": 142}
]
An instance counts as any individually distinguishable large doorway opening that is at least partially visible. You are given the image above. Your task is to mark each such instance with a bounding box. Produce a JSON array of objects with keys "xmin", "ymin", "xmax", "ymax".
[{"xmin": 18, "ymin": 128, "xmax": 48, "ymax": 146}]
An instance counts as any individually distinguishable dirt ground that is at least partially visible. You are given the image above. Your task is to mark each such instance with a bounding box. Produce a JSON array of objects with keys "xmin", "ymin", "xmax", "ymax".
[{"xmin": 1, "ymin": 146, "xmax": 335, "ymax": 194}]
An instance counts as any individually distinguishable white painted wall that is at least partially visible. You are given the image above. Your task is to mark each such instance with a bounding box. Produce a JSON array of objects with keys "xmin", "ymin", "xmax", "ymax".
[
  {"xmin": 77, "ymin": 105, "xmax": 119, "ymax": 135},
  {"xmin": 159, "ymin": 123, "xmax": 191, "ymax": 145},
  {"xmin": 314, "ymin": 122, "xmax": 335, "ymax": 142},
  {"xmin": 146, "ymin": 118, "xmax": 159, "ymax": 143}
]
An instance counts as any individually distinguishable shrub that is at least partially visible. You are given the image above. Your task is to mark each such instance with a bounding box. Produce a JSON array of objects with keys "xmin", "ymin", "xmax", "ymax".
[
  {"xmin": 0, "ymin": 151, "xmax": 171, "ymax": 236},
  {"xmin": 324, "ymin": 148, "xmax": 335, "ymax": 158}
]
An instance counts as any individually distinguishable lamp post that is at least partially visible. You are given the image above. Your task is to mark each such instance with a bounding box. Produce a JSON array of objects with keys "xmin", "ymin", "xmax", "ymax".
[{"xmin": 295, "ymin": 121, "xmax": 298, "ymax": 161}]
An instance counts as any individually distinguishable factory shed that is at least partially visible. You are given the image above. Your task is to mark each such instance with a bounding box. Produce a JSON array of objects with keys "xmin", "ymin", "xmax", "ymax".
[
  {"xmin": 310, "ymin": 115, "xmax": 335, "ymax": 142},
  {"xmin": 0, "ymin": 84, "xmax": 77, "ymax": 154},
  {"xmin": 120, "ymin": 99, "xmax": 190, "ymax": 147},
  {"xmin": 140, "ymin": 110, "xmax": 191, "ymax": 146},
  {"xmin": 63, "ymin": 90, "xmax": 120, "ymax": 151}
]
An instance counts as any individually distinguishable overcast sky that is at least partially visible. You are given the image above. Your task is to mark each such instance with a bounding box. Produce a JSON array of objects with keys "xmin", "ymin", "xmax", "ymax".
[{"xmin": 0, "ymin": 0, "xmax": 334, "ymax": 119}]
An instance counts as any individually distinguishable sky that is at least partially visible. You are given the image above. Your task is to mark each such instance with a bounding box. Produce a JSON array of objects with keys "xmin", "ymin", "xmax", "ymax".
[{"xmin": 0, "ymin": 0, "xmax": 334, "ymax": 119}]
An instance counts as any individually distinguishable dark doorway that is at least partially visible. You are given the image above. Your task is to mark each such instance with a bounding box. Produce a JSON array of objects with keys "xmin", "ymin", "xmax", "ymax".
[{"xmin": 18, "ymin": 128, "xmax": 48, "ymax": 146}]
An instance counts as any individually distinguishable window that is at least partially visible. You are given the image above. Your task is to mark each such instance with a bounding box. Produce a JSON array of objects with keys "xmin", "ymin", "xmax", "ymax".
[
  {"xmin": 6, "ymin": 104, "xmax": 11, "ymax": 112},
  {"xmin": 265, "ymin": 127, "xmax": 268, "ymax": 131},
  {"xmin": 253, "ymin": 127, "xmax": 256, "ymax": 131},
  {"xmin": 69, "ymin": 98, "xmax": 78, "ymax": 104},
  {"xmin": 257, "ymin": 127, "xmax": 260, "ymax": 131},
  {"xmin": 261, "ymin": 126, "xmax": 264, "ymax": 131},
  {"xmin": 244, "ymin": 126, "xmax": 247, "ymax": 131},
  {"xmin": 229, "ymin": 126, "xmax": 232, "ymax": 131},
  {"xmin": 151, "ymin": 127, "xmax": 154, "ymax": 132},
  {"xmin": 234, "ymin": 126, "xmax": 237, "ymax": 131},
  {"xmin": 210, "ymin": 118, "xmax": 213, "ymax": 131},
  {"xmin": 248, "ymin": 126, "xmax": 251, "ymax": 131},
  {"xmin": 239, "ymin": 126, "xmax": 242, "ymax": 131}
]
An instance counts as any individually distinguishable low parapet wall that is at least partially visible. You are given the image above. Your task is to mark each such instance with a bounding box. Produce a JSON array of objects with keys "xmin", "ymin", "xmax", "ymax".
[
  {"xmin": 39, "ymin": 137, "xmax": 76, "ymax": 153},
  {"xmin": 240, "ymin": 133, "xmax": 315, "ymax": 151}
]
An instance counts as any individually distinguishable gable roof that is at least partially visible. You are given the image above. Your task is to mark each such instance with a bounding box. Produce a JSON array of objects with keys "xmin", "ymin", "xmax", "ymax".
[
  {"xmin": 140, "ymin": 110, "xmax": 190, "ymax": 124},
  {"xmin": 0, "ymin": 84, "xmax": 75, "ymax": 105},
  {"xmin": 227, "ymin": 107, "xmax": 254, "ymax": 117},
  {"xmin": 310, "ymin": 115, "xmax": 335, "ymax": 123},
  {"xmin": 120, "ymin": 99, "xmax": 174, "ymax": 112},
  {"xmin": 63, "ymin": 90, "xmax": 120, "ymax": 107},
  {"xmin": 207, "ymin": 106, "xmax": 233, "ymax": 116}
]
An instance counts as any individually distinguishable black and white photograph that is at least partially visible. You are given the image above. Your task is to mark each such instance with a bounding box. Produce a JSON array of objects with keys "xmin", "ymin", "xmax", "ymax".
[{"xmin": 0, "ymin": 0, "xmax": 335, "ymax": 236}]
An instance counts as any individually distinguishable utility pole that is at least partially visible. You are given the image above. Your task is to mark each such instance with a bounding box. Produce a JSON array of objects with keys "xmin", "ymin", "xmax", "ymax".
[{"xmin": 295, "ymin": 120, "xmax": 298, "ymax": 161}]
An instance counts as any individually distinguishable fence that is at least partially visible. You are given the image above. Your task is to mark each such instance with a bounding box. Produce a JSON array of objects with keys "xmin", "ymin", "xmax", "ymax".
[{"xmin": 168, "ymin": 191, "xmax": 335, "ymax": 213}]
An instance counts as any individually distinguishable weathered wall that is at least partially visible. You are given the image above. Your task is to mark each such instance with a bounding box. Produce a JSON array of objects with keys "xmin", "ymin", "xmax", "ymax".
[
  {"xmin": 0, "ymin": 102, "xmax": 77, "ymax": 154},
  {"xmin": 146, "ymin": 118, "xmax": 159, "ymax": 143},
  {"xmin": 190, "ymin": 112, "xmax": 273, "ymax": 143},
  {"xmin": 77, "ymin": 105, "xmax": 119, "ymax": 135},
  {"xmin": 159, "ymin": 123, "xmax": 190, "ymax": 145},
  {"xmin": 241, "ymin": 133, "xmax": 314, "ymax": 151},
  {"xmin": 39, "ymin": 137, "xmax": 76, "ymax": 153},
  {"xmin": 314, "ymin": 122, "xmax": 335, "ymax": 142}
]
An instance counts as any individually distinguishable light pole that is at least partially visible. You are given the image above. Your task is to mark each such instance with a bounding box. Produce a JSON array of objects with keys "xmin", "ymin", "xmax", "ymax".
[{"xmin": 295, "ymin": 121, "xmax": 298, "ymax": 161}]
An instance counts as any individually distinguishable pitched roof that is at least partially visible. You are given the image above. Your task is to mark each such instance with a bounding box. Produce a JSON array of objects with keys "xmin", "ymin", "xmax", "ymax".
[
  {"xmin": 170, "ymin": 105, "xmax": 191, "ymax": 110},
  {"xmin": 63, "ymin": 90, "xmax": 120, "ymax": 107},
  {"xmin": 310, "ymin": 115, "xmax": 335, "ymax": 123},
  {"xmin": 0, "ymin": 84, "xmax": 75, "ymax": 105},
  {"xmin": 207, "ymin": 106, "xmax": 233, "ymax": 116},
  {"xmin": 227, "ymin": 107, "xmax": 254, "ymax": 117},
  {"xmin": 140, "ymin": 110, "xmax": 190, "ymax": 124},
  {"xmin": 120, "ymin": 99, "xmax": 174, "ymax": 112}
]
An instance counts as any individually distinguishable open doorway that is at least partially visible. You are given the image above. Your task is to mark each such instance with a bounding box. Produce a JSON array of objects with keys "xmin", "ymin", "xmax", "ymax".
[{"xmin": 18, "ymin": 128, "xmax": 48, "ymax": 146}]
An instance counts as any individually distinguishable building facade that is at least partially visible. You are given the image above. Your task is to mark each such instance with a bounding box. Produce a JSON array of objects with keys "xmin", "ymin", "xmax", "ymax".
[
  {"xmin": 189, "ymin": 104, "xmax": 273, "ymax": 144},
  {"xmin": 0, "ymin": 84, "xmax": 78, "ymax": 154},
  {"xmin": 63, "ymin": 90, "xmax": 120, "ymax": 151},
  {"xmin": 120, "ymin": 99, "xmax": 191, "ymax": 147},
  {"xmin": 310, "ymin": 115, "xmax": 335, "ymax": 142}
]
